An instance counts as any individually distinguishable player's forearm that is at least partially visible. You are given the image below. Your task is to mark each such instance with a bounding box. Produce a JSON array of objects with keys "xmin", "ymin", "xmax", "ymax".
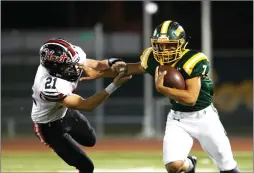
[
  {"xmin": 62, "ymin": 83, "xmax": 119, "ymax": 111},
  {"xmin": 159, "ymin": 87, "xmax": 197, "ymax": 106},
  {"xmin": 60, "ymin": 93, "xmax": 110, "ymax": 111},
  {"xmin": 80, "ymin": 90, "xmax": 110, "ymax": 111},
  {"xmin": 94, "ymin": 59, "xmax": 110, "ymax": 71},
  {"xmin": 126, "ymin": 63, "xmax": 145, "ymax": 75},
  {"xmin": 99, "ymin": 63, "xmax": 145, "ymax": 78},
  {"xmin": 79, "ymin": 83, "xmax": 121, "ymax": 111},
  {"xmin": 86, "ymin": 59, "xmax": 110, "ymax": 71}
]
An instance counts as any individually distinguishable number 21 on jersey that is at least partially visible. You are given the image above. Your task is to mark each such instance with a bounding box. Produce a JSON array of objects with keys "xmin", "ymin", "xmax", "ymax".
[{"xmin": 45, "ymin": 77, "xmax": 57, "ymax": 89}]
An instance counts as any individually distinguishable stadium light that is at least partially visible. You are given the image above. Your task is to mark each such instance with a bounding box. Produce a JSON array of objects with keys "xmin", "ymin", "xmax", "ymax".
[{"xmin": 145, "ymin": 2, "xmax": 158, "ymax": 14}]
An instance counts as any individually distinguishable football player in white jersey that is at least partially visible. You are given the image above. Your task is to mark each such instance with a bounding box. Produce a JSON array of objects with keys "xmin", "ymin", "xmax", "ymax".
[{"xmin": 31, "ymin": 38, "xmax": 131, "ymax": 173}]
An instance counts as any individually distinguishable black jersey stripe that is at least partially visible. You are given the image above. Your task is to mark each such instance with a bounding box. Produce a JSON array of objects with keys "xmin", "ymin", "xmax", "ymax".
[{"xmin": 40, "ymin": 91, "xmax": 66, "ymax": 102}]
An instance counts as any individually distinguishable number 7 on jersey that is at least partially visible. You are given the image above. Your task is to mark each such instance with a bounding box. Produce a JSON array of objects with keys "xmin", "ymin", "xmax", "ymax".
[{"xmin": 202, "ymin": 65, "xmax": 207, "ymax": 75}]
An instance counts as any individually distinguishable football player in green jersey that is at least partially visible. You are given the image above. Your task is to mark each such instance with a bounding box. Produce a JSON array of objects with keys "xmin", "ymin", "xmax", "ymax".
[{"xmin": 78, "ymin": 20, "xmax": 241, "ymax": 173}]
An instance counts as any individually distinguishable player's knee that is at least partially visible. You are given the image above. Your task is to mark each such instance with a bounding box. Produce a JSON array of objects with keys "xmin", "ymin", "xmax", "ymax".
[
  {"xmin": 86, "ymin": 137, "xmax": 96, "ymax": 147},
  {"xmin": 220, "ymin": 167, "xmax": 241, "ymax": 173},
  {"xmin": 86, "ymin": 129, "xmax": 96, "ymax": 147},
  {"xmin": 165, "ymin": 161, "xmax": 184, "ymax": 173}
]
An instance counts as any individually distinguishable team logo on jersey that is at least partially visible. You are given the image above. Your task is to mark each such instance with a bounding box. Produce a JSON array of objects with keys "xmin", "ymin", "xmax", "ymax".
[{"xmin": 41, "ymin": 48, "xmax": 72, "ymax": 64}]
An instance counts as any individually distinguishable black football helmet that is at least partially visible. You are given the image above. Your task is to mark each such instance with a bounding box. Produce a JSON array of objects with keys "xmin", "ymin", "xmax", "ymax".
[
  {"xmin": 151, "ymin": 20, "xmax": 188, "ymax": 65},
  {"xmin": 39, "ymin": 38, "xmax": 82, "ymax": 82}
]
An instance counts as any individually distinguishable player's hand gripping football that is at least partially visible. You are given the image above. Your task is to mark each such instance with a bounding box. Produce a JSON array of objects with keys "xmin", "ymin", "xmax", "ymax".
[
  {"xmin": 155, "ymin": 66, "xmax": 167, "ymax": 93},
  {"xmin": 113, "ymin": 73, "xmax": 132, "ymax": 87}
]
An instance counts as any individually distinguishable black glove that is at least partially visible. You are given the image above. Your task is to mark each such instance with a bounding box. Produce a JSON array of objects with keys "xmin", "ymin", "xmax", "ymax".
[{"xmin": 108, "ymin": 58, "xmax": 124, "ymax": 67}]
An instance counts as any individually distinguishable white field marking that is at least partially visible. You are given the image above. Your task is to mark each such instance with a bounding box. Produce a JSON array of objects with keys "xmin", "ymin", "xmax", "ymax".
[
  {"xmin": 58, "ymin": 167, "xmax": 217, "ymax": 172},
  {"xmin": 200, "ymin": 158, "xmax": 212, "ymax": 165}
]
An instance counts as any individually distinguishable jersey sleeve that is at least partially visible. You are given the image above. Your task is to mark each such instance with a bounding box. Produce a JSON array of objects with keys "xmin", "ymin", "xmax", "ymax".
[
  {"xmin": 40, "ymin": 77, "xmax": 73, "ymax": 102},
  {"xmin": 182, "ymin": 52, "xmax": 210, "ymax": 78}
]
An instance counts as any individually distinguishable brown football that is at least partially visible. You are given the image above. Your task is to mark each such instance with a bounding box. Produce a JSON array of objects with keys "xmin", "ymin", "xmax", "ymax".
[{"xmin": 158, "ymin": 65, "xmax": 186, "ymax": 90}]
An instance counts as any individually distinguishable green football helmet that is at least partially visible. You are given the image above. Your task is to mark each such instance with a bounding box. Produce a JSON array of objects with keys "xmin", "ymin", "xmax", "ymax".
[{"xmin": 151, "ymin": 20, "xmax": 187, "ymax": 65}]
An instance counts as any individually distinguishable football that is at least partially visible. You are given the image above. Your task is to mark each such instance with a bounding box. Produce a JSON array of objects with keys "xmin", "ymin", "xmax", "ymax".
[{"xmin": 158, "ymin": 65, "xmax": 186, "ymax": 90}]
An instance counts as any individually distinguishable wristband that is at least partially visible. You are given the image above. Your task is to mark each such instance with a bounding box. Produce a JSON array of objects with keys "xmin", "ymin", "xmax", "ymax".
[
  {"xmin": 105, "ymin": 83, "xmax": 119, "ymax": 95},
  {"xmin": 108, "ymin": 58, "xmax": 124, "ymax": 67}
]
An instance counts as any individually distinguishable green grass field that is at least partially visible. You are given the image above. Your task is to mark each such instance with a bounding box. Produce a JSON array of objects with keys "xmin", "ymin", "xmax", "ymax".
[{"xmin": 2, "ymin": 151, "xmax": 252, "ymax": 172}]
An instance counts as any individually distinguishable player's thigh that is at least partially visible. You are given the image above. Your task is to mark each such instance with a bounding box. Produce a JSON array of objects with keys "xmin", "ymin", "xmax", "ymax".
[
  {"xmin": 63, "ymin": 109, "xmax": 96, "ymax": 146},
  {"xmin": 198, "ymin": 108, "xmax": 237, "ymax": 171},
  {"xmin": 163, "ymin": 120, "xmax": 193, "ymax": 164}
]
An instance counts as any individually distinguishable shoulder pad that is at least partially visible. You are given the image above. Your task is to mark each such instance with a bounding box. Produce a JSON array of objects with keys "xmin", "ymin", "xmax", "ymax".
[{"xmin": 183, "ymin": 52, "xmax": 209, "ymax": 76}]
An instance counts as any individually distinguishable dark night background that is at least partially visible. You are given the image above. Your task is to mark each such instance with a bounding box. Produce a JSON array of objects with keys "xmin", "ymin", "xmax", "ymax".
[{"xmin": 2, "ymin": 1, "xmax": 253, "ymax": 50}]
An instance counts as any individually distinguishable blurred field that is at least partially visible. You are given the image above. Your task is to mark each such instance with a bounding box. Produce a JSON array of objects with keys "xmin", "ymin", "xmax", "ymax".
[
  {"xmin": 2, "ymin": 137, "xmax": 252, "ymax": 172},
  {"xmin": 2, "ymin": 151, "xmax": 252, "ymax": 172}
]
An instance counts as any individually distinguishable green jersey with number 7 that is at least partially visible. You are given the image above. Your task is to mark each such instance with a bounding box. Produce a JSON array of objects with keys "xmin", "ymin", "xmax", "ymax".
[
  {"xmin": 139, "ymin": 20, "xmax": 239, "ymax": 173},
  {"xmin": 140, "ymin": 47, "xmax": 214, "ymax": 112}
]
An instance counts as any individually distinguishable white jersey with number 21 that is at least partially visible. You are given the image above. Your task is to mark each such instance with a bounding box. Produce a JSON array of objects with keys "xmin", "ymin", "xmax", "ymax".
[{"xmin": 31, "ymin": 45, "xmax": 86, "ymax": 123}]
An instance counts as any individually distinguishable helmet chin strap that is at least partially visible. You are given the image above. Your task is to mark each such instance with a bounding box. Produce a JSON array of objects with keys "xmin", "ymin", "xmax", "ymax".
[
  {"xmin": 183, "ymin": 36, "xmax": 191, "ymax": 49},
  {"xmin": 183, "ymin": 42, "xmax": 188, "ymax": 49}
]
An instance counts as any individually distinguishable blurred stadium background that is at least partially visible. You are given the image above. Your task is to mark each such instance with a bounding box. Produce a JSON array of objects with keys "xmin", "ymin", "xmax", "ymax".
[{"xmin": 1, "ymin": 1, "xmax": 253, "ymax": 172}]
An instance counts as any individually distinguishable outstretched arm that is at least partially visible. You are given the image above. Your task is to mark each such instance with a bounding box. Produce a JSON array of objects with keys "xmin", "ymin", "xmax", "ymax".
[
  {"xmin": 79, "ymin": 62, "xmax": 145, "ymax": 81},
  {"xmin": 85, "ymin": 58, "xmax": 126, "ymax": 71},
  {"xmin": 60, "ymin": 73, "xmax": 132, "ymax": 111},
  {"xmin": 85, "ymin": 59, "xmax": 110, "ymax": 71},
  {"xmin": 111, "ymin": 62, "xmax": 145, "ymax": 76}
]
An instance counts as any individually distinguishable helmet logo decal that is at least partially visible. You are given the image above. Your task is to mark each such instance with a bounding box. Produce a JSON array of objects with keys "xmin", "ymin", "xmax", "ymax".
[
  {"xmin": 174, "ymin": 26, "xmax": 184, "ymax": 37},
  {"xmin": 42, "ymin": 48, "xmax": 71, "ymax": 64},
  {"xmin": 42, "ymin": 48, "xmax": 54, "ymax": 61},
  {"xmin": 59, "ymin": 52, "xmax": 69, "ymax": 63}
]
